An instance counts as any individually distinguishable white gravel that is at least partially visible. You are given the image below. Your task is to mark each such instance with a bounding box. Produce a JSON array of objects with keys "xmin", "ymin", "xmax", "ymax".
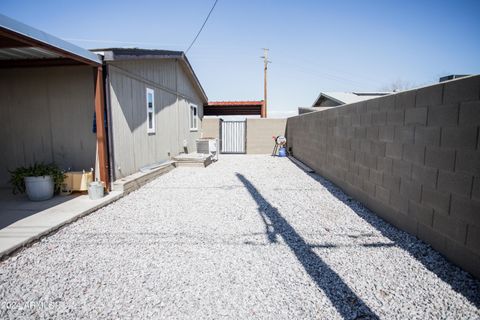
[{"xmin": 0, "ymin": 155, "xmax": 479, "ymax": 319}]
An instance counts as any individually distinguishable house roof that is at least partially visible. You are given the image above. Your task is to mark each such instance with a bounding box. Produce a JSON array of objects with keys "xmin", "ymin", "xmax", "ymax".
[
  {"xmin": 312, "ymin": 92, "xmax": 391, "ymax": 107},
  {"xmin": 0, "ymin": 13, "xmax": 101, "ymax": 67},
  {"xmin": 92, "ymin": 48, "xmax": 207, "ymax": 103}
]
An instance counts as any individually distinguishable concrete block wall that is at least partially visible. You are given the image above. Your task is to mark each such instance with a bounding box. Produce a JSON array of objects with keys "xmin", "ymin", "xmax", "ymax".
[{"xmin": 286, "ymin": 75, "xmax": 480, "ymax": 278}]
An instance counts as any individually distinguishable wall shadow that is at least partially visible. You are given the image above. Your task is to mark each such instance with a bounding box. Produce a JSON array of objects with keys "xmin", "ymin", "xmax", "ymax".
[
  {"xmin": 236, "ymin": 173, "xmax": 379, "ymax": 320},
  {"xmin": 0, "ymin": 189, "xmax": 77, "ymax": 229},
  {"xmin": 291, "ymin": 167, "xmax": 480, "ymax": 309}
]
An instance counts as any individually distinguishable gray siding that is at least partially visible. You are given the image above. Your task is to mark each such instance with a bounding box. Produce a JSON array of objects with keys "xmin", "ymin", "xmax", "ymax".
[
  {"xmin": 108, "ymin": 59, "xmax": 204, "ymax": 179},
  {"xmin": 176, "ymin": 62, "xmax": 205, "ymax": 117},
  {"xmin": 0, "ymin": 66, "xmax": 96, "ymax": 187},
  {"xmin": 108, "ymin": 59, "xmax": 177, "ymax": 93}
]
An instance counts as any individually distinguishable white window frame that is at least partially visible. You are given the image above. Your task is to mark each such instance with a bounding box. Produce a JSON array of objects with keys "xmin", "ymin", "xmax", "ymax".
[
  {"xmin": 146, "ymin": 88, "xmax": 155, "ymax": 134},
  {"xmin": 189, "ymin": 104, "xmax": 198, "ymax": 131}
]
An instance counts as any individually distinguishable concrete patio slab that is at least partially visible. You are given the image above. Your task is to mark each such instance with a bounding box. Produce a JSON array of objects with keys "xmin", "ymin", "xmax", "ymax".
[{"xmin": 0, "ymin": 190, "xmax": 122, "ymax": 258}]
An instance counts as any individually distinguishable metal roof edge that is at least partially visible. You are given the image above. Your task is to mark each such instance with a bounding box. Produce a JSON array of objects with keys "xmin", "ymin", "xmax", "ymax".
[
  {"xmin": 91, "ymin": 48, "xmax": 183, "ymax": 62},
  {"xmin": 0, "ymin": 13, "xmax": 101, "ymax": 65},
  {"xmin": 91, "ymin": 48, "xmax": 208, "ymax": 103},
  {"xmin": 316, "ymin": 92, "xmax": 345, "ymax": 105},
  {"xmin": 179, "ymin": 53, "xmax": 208, "ymax": 103},
  {"xmin": 311, "ymin": 92, "xmax": 325, "ymax": 108}
]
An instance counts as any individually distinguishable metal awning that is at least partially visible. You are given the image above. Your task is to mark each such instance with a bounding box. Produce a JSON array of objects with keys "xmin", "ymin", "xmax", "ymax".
[
  {"xmin": 0, "ymin": 13, "xmax": 101, "ymax": 67},
  {"xmin": 205, "ymin": 101, "xmax": 265, "ymax": 117}
]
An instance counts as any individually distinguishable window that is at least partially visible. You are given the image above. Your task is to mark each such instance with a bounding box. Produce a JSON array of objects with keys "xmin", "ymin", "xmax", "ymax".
[
  {"xmin": 190, "ymin": 104, "xmax": 198, "ymax": 131},
  {"xmin": 146, "ymin": 88, "xmax": 155, "ymax": 133}
]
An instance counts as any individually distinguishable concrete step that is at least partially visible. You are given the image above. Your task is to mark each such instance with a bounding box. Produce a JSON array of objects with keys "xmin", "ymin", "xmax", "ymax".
[
  {"xmin": 173, "ymin": 153, "xmax": 213, "ymax": 168},
  {"xmin": 112, "ymin": 161, "xmax": 176, "ymax": 194}
]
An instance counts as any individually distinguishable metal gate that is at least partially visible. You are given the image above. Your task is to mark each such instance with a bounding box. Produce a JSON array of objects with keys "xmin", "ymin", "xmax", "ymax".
[{"xmin": 220, "ymin": 120, "xmax": 246, "ymax": 154}]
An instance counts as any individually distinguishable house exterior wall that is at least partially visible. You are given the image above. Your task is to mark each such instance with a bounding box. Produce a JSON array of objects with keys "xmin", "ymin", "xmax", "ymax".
[
  {"xmin": 107, "ymin": 59, "xmax": 204, "ymax": 179},
  {"xmin": 286, "ymin": 75, "xmax": 480, "ymax": 278},
  {"xmin": 0, "ymin": 66, "xmax": 96, "ymax": 187}
]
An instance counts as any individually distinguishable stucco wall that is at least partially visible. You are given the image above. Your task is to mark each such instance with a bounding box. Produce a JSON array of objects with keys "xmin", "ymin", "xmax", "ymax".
[
  {"xmin": 286, "ymin": 75, "xmax": 480, "ymax": 278},
  {"xmin": 201, "ymin": 118, "xmax": 286, "ymax": 154},
  {"xmin": 246, "ymin": 119, "xmax": 286, "ymax": 154},
  {"xmin": 202, "ymin": 118, "xmax": 220, "ymax": 139},
  {"xmin": 0, "ymin": 66, "xmax": 96, "ymax": 187}
]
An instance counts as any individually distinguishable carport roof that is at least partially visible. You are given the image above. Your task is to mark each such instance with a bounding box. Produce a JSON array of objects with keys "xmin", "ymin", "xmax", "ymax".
[
  {"xmin": 0, "ymin": 13, "xmax": 101, "ymax": 67},
  {"xmin": 204, "ymin": 101, "xmax": 265, "ymax": 116}
]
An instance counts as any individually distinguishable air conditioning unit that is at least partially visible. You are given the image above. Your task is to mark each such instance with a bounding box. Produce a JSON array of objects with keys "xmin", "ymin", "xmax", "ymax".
[{"xmin": 196, "ymin": 138, "xmax": 218, "ymax": 161}]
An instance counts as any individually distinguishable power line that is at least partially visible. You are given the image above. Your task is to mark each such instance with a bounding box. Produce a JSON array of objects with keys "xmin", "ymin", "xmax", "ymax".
[
  {"xmin": 275, "ymin": 59, "xmax": 376, "ymax": 88},
  {"xmin": 185, "ymin": 0, "xmax": 219, "ymax": 54},
  {"xmin": 64, "ymin": 38, "xmax": 181, "ymax": 47}
]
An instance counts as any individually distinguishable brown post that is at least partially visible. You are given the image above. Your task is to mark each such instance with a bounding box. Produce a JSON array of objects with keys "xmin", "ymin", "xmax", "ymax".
[
  {"xmin": 261, "ymin": 48, "xmax": 270, "ymax": 118},
  {"xmin": 263, "ymin": 60, "xmax": 267, "ymax": 118},
  {"xmin": 260, "ymin": 100, "xmax": 266, "ymax": 118},
  {"xmin": 94, "ymin": 67, "xmax": 110, "ymax": 190}
]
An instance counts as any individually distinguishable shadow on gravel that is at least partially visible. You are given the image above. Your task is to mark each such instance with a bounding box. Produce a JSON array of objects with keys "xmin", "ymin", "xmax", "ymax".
[
  {"xmin": 237, "ymin": 173, "xmax": 379, "ymax": 320},
  {"xmin": 308, "ymin": 242, "xmax": 396, "ymax": 249},
  {"xmin": 299, "ymin": 169, "xmax": 480, "ymax": 309}
]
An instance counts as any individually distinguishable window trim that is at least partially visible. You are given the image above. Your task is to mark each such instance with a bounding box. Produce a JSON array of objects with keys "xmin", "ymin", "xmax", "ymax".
[
  {"xmin": 189, "ymin": 103, "xmax": 198, "ymax": 131},
  {"xmin": 146, "ymin": 88, "xmax": 155, "ymax": 134}
]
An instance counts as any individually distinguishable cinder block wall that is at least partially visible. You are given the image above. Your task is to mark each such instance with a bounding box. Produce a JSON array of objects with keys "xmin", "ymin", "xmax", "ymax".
[
  {"xmin": 246, "ymin": 119, "xmax": 286, "ymax": 154},
  {"xmin": 286, "ymin": 75, "xmax": 480, "ymax": 278}
]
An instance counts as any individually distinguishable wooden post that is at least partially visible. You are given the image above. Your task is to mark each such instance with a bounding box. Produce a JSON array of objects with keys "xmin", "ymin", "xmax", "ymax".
[
  {"xmin": 261, "ymin": 48, "xmax": 270, "ymax": 118},
  {"xmin": 263, "ymin": 57, "xmax": 267, "ymax": 118},
  {"xmin": 94, "ymin": 67, "xmax": 110, "ymax": 190},
  {"xmin": 261, "ymin": 100, "xmax": 266, "ymax": 118}
]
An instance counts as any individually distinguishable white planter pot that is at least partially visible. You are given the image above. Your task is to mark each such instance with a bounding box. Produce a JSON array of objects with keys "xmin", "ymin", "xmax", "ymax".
[{"xmin": 24, "ymin": 176, "xmax": 54, "ymax": 201}]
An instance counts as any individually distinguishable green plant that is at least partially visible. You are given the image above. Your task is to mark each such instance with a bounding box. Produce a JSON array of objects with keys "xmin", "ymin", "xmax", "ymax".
[{"xmin": 9, "ymin": 163, "xmax": 66, "ymax": 194}]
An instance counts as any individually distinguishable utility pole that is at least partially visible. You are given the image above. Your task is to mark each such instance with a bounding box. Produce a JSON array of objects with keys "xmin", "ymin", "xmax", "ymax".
[{"xmin": 261, "ymin": 48, "xmax": 270, "ymax": 118}]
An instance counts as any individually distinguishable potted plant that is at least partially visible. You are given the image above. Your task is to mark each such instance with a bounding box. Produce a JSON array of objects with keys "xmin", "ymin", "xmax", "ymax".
[{"xmin": 9, "ymin": 163, "xmax": 65, "ymax": 201}]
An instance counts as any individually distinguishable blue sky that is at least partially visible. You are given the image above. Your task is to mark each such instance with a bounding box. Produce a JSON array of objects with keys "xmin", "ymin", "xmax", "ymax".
[{"xmin": 1, "ymin": 0, "xmax": 479, "ymax": 117}]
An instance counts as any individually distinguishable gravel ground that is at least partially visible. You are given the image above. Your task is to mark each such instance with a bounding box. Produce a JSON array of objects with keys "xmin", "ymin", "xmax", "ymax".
[{"xmin": 0, "ymin": 155, "xmax": 479, "ymax": 319}]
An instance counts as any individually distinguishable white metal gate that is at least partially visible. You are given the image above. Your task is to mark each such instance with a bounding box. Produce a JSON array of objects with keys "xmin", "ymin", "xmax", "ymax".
[{"xmin": 220, "ymin": 120, "xmax": 246, "ymax": 154}]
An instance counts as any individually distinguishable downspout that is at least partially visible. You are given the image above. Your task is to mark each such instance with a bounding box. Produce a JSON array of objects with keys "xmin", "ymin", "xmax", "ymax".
[
  {"xmin": 175, "ymin": 58, "xmax": 181, "ymax": 155},
  {"xmin": 103, "ymin": 63, "xmax": 115, "ymax": 186}
]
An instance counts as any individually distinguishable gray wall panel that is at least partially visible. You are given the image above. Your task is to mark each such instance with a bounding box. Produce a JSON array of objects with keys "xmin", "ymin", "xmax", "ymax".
[{"xmin": 0, "ymin": 66, "xmax": 96, "ymax": 187}]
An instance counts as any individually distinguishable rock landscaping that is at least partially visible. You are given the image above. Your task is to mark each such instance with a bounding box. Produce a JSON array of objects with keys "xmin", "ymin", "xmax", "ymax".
[{"xmin": 0, "ymin": 155, "xmax": 478, "ymax": 319}]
